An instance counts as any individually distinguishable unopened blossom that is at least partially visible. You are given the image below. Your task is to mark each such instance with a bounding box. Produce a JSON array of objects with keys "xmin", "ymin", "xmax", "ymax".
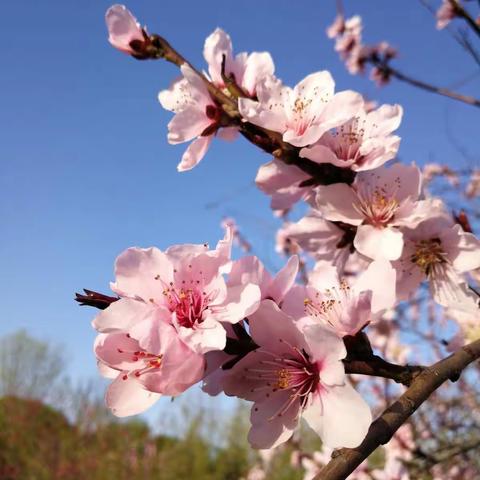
[
  {"xmin": 422, "ymin": 162, "xmax": 459, "ymax": 187},
  {"xmin": 313, "ymin": 163, "xmax": 435, "ymax": 261},
  {"xmin": 97, "ymin": 228, "xmax": 261, "ymax": 354},
  {"xmin": 94, "ymin": 312, "xmax": 204, "ymax": 416},
  {"xmin": 282, "ymin": 262, "xmax": 373, "ymax": 336},
  {"xmin": 437, "ymin": 0, "xmax": 457, "ymax": 29},
  {"xmin": 395, "ymin": 215, "xmax": 480, "ymax": 311},
  {"xmin": 223, "ymin": 300, "xmax": 371, "ymax": 449},
  {"xmin": 105, "ymin": 5, "xmax": 147, "ymax": 57},
  {"xmin": 238, "ymin": 72, "xmax": 363, "ymax": 147},
  {"xmin": 203, "ymin": 28, "xmax": 275, "ymax": 97},
  {"xmin": 300, "ymin": 102, "xmax": 403, "ymax": 172},
  {"xmin": 159, "ymin": 65, "xmax": 237, "ymax": 171}
]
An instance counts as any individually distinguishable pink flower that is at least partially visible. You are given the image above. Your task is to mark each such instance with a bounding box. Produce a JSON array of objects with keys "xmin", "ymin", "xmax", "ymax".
[
  {"xmin": 395, "ymin": 215, "xmax": 480, "ymax": 311},
  {"xmin": 255, "ymin": 158, "xmax": 311, "ymax": 211},
  {"xmin": 437, "ymin": 0, "xmax": 457, "ymax": 29},
  {"xmin": 334, "ymin": 16, "xmax": 363, "ymax": 59},
  {"xmin": 238, "ymin": 73, "xmax": 363, "ymax": 147},
  {"xmin": 159, "ymin": 65, "xmax": 237, "ymax": 171},
  {"xmin": 282, "ymin": 262, "xmax": 373, "ymax": 336},
  {"xmin": 203, "ymin": 28, "xmax": 275, "ymax": 97},
  {"xmin": 227, "ymin": 254, "xmax": 299, "ymax": 306},
  {"xmin": 105, "ymin": 5, "xmax": 146, "ymax": 56},
  {"xmin": 202, "ymin": 255, "xmax": 299, "ymax": 396},
  {"xmin": 94, "ymin": 309, "xmax": 205, "ymax": 416},
  {"xmin": 97, "ymin": 228, "xmax": 261, "ymax": 354},
  {"xmin": 300, "ymin": 103, "xmax": 403, "ymax": 172},
  {"xmin": 223, "ymin": 300, "xmax": 371, "ymax": 449},
  {"xmin": 313, "ymin": 163, "xmax": 435, "ymax": 261}
]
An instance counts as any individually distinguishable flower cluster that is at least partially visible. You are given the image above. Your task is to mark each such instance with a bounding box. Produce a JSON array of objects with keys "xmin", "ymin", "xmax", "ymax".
[
  {"xmin": 326, "ymin": 13, "xmax": 398, "ymax": 86},
  {"xmin": 87, "ymin": 3, "xmax": 480, "ymax": 461}
]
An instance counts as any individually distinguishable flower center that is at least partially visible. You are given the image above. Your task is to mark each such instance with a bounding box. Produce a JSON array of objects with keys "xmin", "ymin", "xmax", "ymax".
[
  {"xmin": 304, "ymin": 281, "xmax": 350, "ymax": 329},
  {"xmin": 163, "ymin": 286, "xmax": 212, "ymax": 329},
  {"xmin": 243, "ymin": 340, "xmax": 320, "ymax": 418},
  {"xmin": 356, "ymin": 185, "xmax": 399, "ymax": 227},
  {"xmin": 117, "ymin": 334, "xmax": 163, "ymax": 380},
  {"xmin": 332, "ymin": 116, "xmax": 366, "ymax": 162},
  {"xmin": 410, "ymin": 238, "xmax": 447, "ymax": 277}
]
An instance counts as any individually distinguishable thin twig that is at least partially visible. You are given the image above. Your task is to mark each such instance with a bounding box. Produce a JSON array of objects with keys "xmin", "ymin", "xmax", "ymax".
[{"xmin": 371, "ymin": 58, "xmax": 480, "ymax": 107}]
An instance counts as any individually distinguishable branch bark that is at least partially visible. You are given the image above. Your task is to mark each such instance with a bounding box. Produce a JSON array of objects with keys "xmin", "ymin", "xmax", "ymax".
[{"xmin": 314, "ymin": 338, "xmax": 480, "ymax": 480}]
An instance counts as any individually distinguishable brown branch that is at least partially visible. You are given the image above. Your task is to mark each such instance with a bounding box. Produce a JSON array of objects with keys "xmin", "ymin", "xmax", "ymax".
[
  {"xmin": 314, "ymin": 338, "xmax": 480, "ymax": 480},
  {"xmin": 370, "ymin": 58, "xmax": 480, "ymax": 108},
  {"xmin": 344, "ymin": 357, "xmax": 424, "ymax": 386},
  {"xmin": 449, "ymin": 0, "xmax": 480, "ymax": 39}
]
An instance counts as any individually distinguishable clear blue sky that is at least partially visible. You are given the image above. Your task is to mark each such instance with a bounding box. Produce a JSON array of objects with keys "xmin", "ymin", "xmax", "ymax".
[{"xmin": 0, "ymin": 0, "xmax": 478, "ymax": 392}]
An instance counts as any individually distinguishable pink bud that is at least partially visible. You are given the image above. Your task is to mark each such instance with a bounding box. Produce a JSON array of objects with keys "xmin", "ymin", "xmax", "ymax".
[{"xmin": 105, "ymin": 5, "xmax": 145, "ymax": 55}]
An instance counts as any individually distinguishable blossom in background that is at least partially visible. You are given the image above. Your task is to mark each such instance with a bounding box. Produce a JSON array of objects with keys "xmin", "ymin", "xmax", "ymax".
[
  {"xmin": 300, "ymin": 102, "xmax": 403, "ymax": 172},
  {"xmin": 466, "ymin": 169, "xmax": 480, "ymax": 198},
  {"xmin": 332, "ymin": 15, "xmax": 362, "ymax": 60},
  {"xmin": 203, "ymin": 28, "xmax": 275, "ymax": 97},
  {"xmin": 436, "ymin": 0, "xmax": 457, "ymax": 29},
  {"xmin": 395, "ymin": 215, "xmax": 480, "ymax": 311},
  {"xmin": 105, "ymin": 5, "xmax": 147, "ymax": 57},
  {"xmin": 223, "ymin": 300, "xmax": 371, "ymax": 449},
  {"xmin": 238, "ymin": 72, "xmax": 363, "ymax": 147}
]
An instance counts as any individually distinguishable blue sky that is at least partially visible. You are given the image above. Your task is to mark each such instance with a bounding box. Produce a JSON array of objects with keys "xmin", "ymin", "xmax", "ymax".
[{"xmin": 0, "ymin": 0, "xmax": 478, "ymax": 413}]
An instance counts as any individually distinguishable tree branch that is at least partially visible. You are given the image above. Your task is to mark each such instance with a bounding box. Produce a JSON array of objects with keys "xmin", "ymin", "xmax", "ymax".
[
  {"xmin": 449, "ymin": 0, "xmax": 480, "ymax": 39},
  {"xmin": 370, "ymin": 58, "xmax": 480, "ymax": 108},
  {"xmin": 314, "ymin": 338, "xmax": 480, "ymax": 480}
]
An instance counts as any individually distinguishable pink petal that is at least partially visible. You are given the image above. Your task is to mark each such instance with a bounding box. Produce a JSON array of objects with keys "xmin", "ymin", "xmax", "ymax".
[
  {"xmin": 354, "ymin": 225, "xmax": 404, "ymax": 261},
  {"xmin": 268, "ymin": 255, "xmax": 299, "ymax": 303},
  {"xmin": 105, "ymin": 5, "xmax": 144, "ymax": 54},
  {"xmin": 300, "ymin": 143, "xmax": 351, "ymax": 168},
  {"xmin": 177, "ymin": 136, "xmax": 213, "ymax": 172},
  {"xmin": 315, "ymin": 184, "xmax": 363, "ymax": 225},
  {"xmin": 356, "ymin": 259, "xmax": 396, "ymax": 312},
  {"xmin": 249, "ymin": 300, "xmax": 306, "ymax": 356},
  {"xmin": 92, "ymin": 298, "xmax": 152, "ymax": 333},
  {"xmin": 215, "ymin": 283, "xmax": 262, "ymax": 323},
  {"xmin": 176, "ymin": 315, "xmax": 227, "ymax": 353},
  {"xmin": 106, "ymin": 375, "xmax": 161, "ymax": 417},
  {"xmin": 242, "ymin": 52, "xmax": 275, "ymax": 96},
  {"xmin": 112, "ymin": 247, "xmax": 174, "ymax": 301},
  {"xmin": 303, "ymin": 381, "xmax": 371, "ymax": 448},
  {"xmin": 203, "ymin": 28, "xmax": 234, "ymax": 85},
  {"xmin": 302, "ymin": 324, "xmax": 347, "ymax": 364},
  {"xmin": 167, "ymin": 108, "xmax": 213, "ymax": 145}
]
